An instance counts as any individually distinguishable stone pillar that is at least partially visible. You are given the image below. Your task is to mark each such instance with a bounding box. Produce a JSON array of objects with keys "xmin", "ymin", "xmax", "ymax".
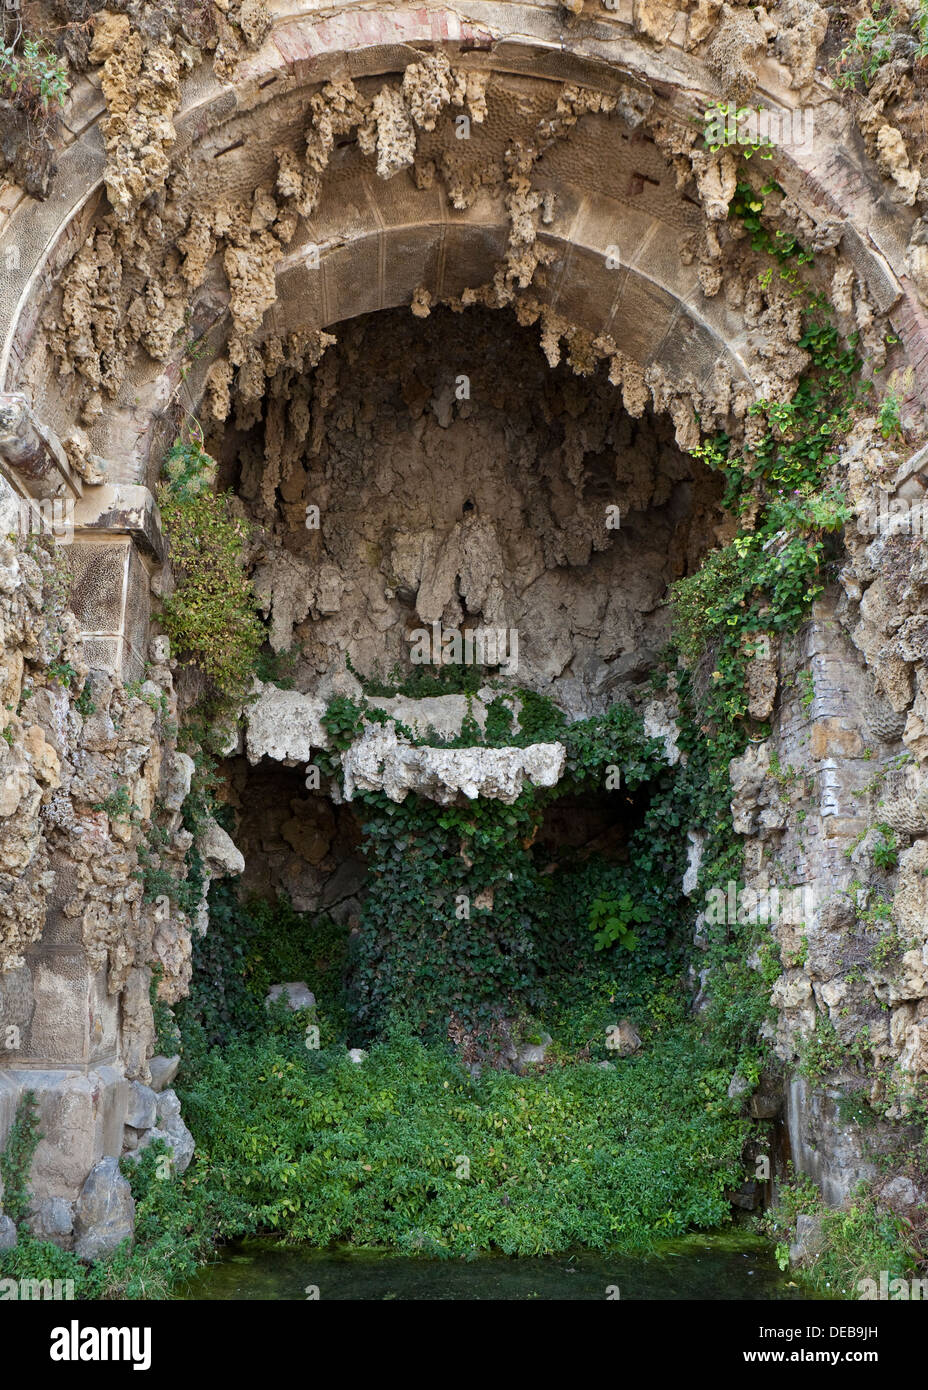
[{"xmin": 0, "ymin": 412, "xmax": 163, "ymax": 1245}]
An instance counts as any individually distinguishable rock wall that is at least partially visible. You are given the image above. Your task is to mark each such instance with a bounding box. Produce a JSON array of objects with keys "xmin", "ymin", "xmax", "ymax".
[{"xmin": 214, "ymin": 306, "xmax": 724, "ymax": 714}]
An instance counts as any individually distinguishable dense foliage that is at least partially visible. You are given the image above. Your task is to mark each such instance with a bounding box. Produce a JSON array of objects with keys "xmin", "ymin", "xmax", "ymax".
[
  {"xmin": 157, "ymin": 436, "xmax": 265, "ymax": 709},
  {"xmin": 345, "ymin": 702, "xmax": 689, "ymax": 1048}
]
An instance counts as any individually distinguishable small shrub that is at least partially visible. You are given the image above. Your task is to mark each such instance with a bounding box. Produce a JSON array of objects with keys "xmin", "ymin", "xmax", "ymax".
[
  {"xmin": 157, "ymin": 437, "xmax": 265, "ymax": 709},
  {"xmin": 0, "ymin": 38, "xmax": 69, "ymax": 117}
]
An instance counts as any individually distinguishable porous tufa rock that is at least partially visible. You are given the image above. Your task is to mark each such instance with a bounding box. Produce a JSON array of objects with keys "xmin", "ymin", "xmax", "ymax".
[
  {"xmin": 643, "ymin": 698, "xmax": 683, "ymax": 766},
  {"xmin": 340, "ymin": 722, "xmax": 566, "ymax": 805},
  {"xmin": 198, "ymin": 818, "xmax": 245, "ymax": 878},
  {"xmin": 245, "ymin": 686, "xmax": 330, "ymax": 764}
]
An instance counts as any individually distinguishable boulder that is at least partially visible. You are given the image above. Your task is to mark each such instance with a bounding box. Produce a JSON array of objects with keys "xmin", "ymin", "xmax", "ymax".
[
  {"xmin": 606, "ymin": 1019, "xmax": 641, "ymax": 1056},
  {"xmin": 73, "ymin": 1158, "xmax": 134, "ymax": 1261},
  {"xmin": 125, "ymin": 1081, "xmax": 157, "ymax": 1131},
  {"xmin": 148, "ymin": 1090, "xmax": 196, "ymax": 1174},
  {"xmin": 881, "ymin": 1175, "xmax": 921, "ymax": 1210},
  {"xmin": 788, "ymin": 1212, "xmax": 825, "ymax": 1268},
  {"xmin": 516, "ymin": 1032, "xmax": 552, "ymax": 1068},
  {"xmin": 148, "ymin": 1055, "xmax": 180, "ymax": 1093},
  {"xmin": 727, "ymin": 1071, "xmax": 751, "ymax": 1100},
  {"xmin": 0, "ymin": 1214, "xmax": 16, "ymax": 1251},
  {"xmin": 25, "ymin": 1195, "xmax": 74, "ymax": 1248}
]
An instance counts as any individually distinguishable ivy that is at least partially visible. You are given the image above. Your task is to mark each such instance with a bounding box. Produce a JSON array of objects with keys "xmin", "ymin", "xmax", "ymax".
[
  {"xmin": 669, "ymin": 180, "xmax": 862, "ymax": 774},
  {"xmin": 346, "ymin": 700, "xmax": 688, "ymax": 1047},
  {"xmin": 0, "ymin": 1091, "xmax": 41, "ymax": 1226}
]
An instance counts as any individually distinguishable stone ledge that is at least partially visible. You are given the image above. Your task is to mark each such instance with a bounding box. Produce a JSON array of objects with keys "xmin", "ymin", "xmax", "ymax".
[
  {"xmin": 73, "ymin": 484, "xmax": 165, "ymax": 562},
  {"xmin": 340, "ymin": 722, "xmax": 566, "ymax": 804}
]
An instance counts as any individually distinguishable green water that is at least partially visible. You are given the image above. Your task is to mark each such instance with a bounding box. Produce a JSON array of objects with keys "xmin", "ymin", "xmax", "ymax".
[{"xmin": 181, "ymin": 1232, "xmax": 828, "ymax": 1300}]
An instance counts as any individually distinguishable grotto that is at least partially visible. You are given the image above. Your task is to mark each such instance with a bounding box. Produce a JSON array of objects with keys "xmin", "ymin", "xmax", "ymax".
[{"xmin": 1, "ymin": 0, "xmax": 928, "ymax": 1309}]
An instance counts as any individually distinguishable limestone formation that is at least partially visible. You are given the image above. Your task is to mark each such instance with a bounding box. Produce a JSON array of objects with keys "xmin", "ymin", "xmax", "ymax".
[{"xmin": 341, "ymin": 724, "xmax": 566, "ymax": 806}]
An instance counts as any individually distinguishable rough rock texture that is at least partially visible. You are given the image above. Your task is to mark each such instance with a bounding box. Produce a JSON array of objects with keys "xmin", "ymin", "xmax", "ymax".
[
  {"xmin": 147, "ymin": 1054, "xmax": 180, "ymax": 1093},
  {"xmin": 246, "ymin": 686, "xmax": 329, "ymax": 764},
  {"xmin": 266, "ymin": 982, "xmax": 316, "ymax": 1011},
  {"xmin": 133, "ymin": 1088, "xmax": 195, "ymax": 1174},
  {"xmin": 341, "ymin": 723, "xmax": 566, "ymax": 806},
  {"xmin": 227, "ymin": 308, "xmax": 725, "ymax": 715},
  {"xmin": 2, "ymin": 0, "xmax": 928, "ymax": 1246},
  {"xmin": 73, "ymin": 1157, "xmax": 135, "ymax": 1261}
]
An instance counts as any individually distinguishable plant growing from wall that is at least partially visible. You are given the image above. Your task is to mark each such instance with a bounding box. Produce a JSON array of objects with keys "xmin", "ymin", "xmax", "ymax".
[
  {"xmin": 833, "ymin": 3, "xmax": 897, "ymax": 88},
  {"xmin": 670, "ymin": 180, "xmax": 860, "ymax": 773},
  {"xmin": 157, "ymin": 435, "xmax": 265, "ymax": 713},
  {"xmin": 0, "ymin": 37, "xmax": 69, "ymax": 118},
  {"xmin": 871, "ymin": 824, "xmax": 899, "ymax": 871},
  {"xmin": 0, "ymin": 1091, "xmax": 41, "ymax": 1225}
]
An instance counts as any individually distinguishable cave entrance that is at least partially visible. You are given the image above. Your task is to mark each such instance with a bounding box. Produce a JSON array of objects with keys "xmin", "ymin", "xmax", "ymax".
[
  {"xmin": 193, "ymin": 302, "xmax": 720, "ymax": 1056},
  {"xmin": 207, "ymin": 304, "xmax": 725, "ymax": 713}
]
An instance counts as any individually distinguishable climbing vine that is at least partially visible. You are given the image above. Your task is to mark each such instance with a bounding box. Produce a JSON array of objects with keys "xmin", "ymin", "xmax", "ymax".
[{"xmin": 670, "ymin": 179, "xmax": 862, "ymax": 773}]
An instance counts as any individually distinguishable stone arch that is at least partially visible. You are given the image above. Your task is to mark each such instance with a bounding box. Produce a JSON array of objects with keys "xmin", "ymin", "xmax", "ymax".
[
  {"xmin": 1, "ymin": 0, "xmax": 928, "ymax": 1252},
  {"xmin": 0, "ymin": 1, "xmax": 925, "ymax": 496}
]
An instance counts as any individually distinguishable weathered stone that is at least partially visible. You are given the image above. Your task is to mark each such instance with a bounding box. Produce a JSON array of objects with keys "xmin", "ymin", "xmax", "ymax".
[
  {"xmin": 341, "ymin": 724, "xmax": 566, "ymax": 805},
  {"xmin": 789, "ymin": 1213, "xmax": 825, "ymax": 1267},
  {"xmin": 0, "ymin": 1214, "xmax": 16, "ymax": 1250},
  {"xmin": 246, "ymin": 687, "xmax": 329, "ymax": 764},
  {"xmin": 881, "ymin": 1175, "xmax": 921, "ymax": 1209},
  {"xmin": 198, "ymin": 818, "xmax": 245, "ymax": 878},
  {"xmin": 138, "ymin": 1089, "xmax": 197, "ymax": 1174},
  {"xmin": 73, "ymin": 1157, "xmax": 134, "ymax": 1261},
  {"xmin": 607, "ymin": 1020, "xmax": 641, "ymax": 1057},
  {"xmin": 125, "ymin": 1081, "xmax": 157, "ymax": 1131},
  {"xmin": 148, "ymin": 1055, "xmax": 180, "ymax": 1093},
  {"xmin": 516, "ymin": 1032, "xmax": 552, "ymax": 1068},
  {"xmin": 26, "ymin": 1195, "xmax": 74, "ymax": 1248}
]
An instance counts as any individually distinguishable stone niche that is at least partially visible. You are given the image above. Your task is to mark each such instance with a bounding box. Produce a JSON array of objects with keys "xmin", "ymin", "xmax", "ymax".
[
  {"xmin": 208, "ymin": 306, "xmax": 725, "ymax": 719},
  {"xmin": 203, "ymin": 303, "xmax": 711, "ymax": 948}
]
